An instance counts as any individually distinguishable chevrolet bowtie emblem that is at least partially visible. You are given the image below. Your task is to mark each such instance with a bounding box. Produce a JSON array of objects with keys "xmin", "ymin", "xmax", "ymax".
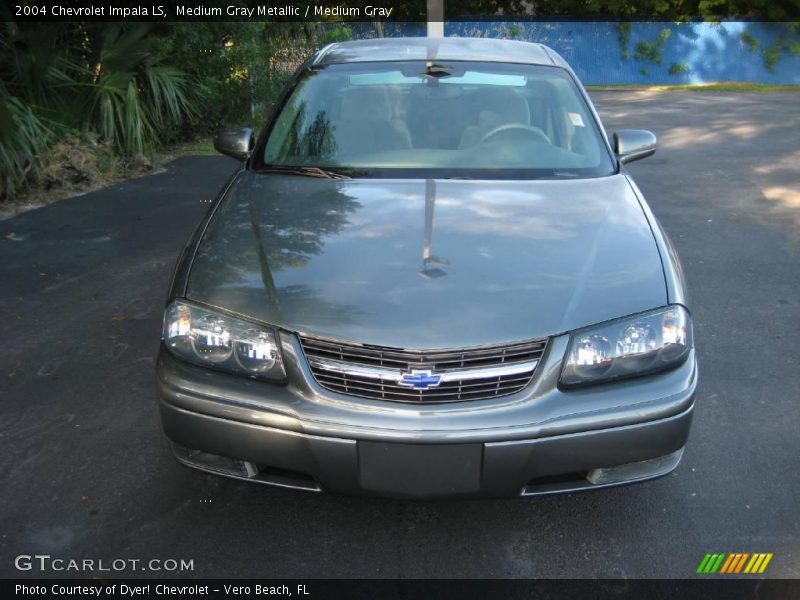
[{"xmin": 398, "ymin": 370, "xmax": 442, "ymax": 390}]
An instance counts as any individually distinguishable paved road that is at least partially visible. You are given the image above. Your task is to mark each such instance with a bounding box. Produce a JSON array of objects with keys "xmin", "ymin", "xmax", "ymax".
[{"xmin": 1, "ymin": 92, "xmax": 798, "ymax": 579}]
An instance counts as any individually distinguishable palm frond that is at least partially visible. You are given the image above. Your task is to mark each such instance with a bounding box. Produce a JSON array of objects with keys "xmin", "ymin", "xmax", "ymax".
[
  {"xmin": 0, "ymin": 95, "xmax": 52, "ymax": 199},
  {"xmin": 83, "ymin": 25, "xmax": 196, "ymax": 157}
]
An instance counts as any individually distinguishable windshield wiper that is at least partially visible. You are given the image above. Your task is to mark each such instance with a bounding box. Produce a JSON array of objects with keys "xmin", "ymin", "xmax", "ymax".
[{"xmin": 259, "ymin": 165, "xmax": 351, "ymax": 180}]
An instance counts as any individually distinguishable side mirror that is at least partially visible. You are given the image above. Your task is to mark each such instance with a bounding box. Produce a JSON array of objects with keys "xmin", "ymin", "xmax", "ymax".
[
  {"xmin": 214, "ymin": 128, "xmax": 254, "ymax": 161},
  {"xmin": 613, "ymin": 129, "xmax": 657, "ymax": 164}
]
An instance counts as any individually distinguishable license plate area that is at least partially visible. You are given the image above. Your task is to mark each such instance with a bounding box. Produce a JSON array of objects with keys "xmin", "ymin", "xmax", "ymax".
[{"xmin": 359, "ymin": 441, "xmax": 482, "ymax": 497}]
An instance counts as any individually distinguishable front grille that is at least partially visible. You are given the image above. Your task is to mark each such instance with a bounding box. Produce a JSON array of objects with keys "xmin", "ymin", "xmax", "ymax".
[{"xmin": 299, "ymin": 335, "xmax": 547, "ymax": 403}]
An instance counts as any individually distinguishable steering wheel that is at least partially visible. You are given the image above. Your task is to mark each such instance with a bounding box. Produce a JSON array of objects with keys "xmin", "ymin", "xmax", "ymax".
[{"xmin": 479, "ymin": 123, "xmax": 551, "ymax": 145}]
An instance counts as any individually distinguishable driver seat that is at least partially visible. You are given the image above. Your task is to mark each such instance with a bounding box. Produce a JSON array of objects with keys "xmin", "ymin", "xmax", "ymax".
[{"xmin": 459, "ymin": 87, "xmax": 531, "ymax": 148}]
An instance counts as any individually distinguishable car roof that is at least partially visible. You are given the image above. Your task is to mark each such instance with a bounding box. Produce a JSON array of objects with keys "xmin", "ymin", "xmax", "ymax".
[{"xmin": 312, "ymin": 37, "xmax": 564, "ymax": 68}]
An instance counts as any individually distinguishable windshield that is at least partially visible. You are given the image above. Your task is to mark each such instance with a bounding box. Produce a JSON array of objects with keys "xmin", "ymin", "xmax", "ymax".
[{"xmin": 257, "ymin": 61, "xmax": 615, "ymax": 179}]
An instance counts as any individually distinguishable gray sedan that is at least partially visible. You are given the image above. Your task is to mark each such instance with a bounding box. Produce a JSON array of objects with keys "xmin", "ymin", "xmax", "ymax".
[{"xmin": 157, "ymin": 37, "xmax": 697, "ymax": 498}]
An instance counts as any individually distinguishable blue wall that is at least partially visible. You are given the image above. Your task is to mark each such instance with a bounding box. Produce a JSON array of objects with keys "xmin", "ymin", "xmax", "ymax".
[{"xmin": 446, "ymin": 22, "xmax": 800, "ymax": 85}]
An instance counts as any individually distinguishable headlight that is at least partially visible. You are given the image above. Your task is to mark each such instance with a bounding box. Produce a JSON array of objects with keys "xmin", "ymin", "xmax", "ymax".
[
  {"xmin": 560, "ymin": 305, "xmax": 692, "ymax": 387},
  {"xmin": 163, "ymin": 300, "xmax": 286, "ymax": 381}
]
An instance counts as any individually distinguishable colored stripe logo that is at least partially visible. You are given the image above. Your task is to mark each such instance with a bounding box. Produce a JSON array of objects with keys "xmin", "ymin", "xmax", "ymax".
[{"xmin": 697, "ymin": 552, "xmax": 773, "ymax": 574}]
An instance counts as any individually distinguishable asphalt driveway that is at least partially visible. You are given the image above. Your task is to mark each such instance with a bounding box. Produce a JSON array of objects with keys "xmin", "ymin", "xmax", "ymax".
[{"xmin": 1, "ymin": 91, "xmax": 798, "ymax": 578}]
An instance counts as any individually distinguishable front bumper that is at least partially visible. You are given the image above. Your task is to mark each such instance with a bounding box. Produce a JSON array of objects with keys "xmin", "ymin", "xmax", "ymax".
[{"xmin": 156, "ymin": 333, "xmax": 697, "ymax": 498}]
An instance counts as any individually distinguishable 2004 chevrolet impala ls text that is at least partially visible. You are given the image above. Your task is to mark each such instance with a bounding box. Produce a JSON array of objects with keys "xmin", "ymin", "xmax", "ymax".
[{"xmin": 156, "ymin": 38, "xmax": 697, "ymax": 498}]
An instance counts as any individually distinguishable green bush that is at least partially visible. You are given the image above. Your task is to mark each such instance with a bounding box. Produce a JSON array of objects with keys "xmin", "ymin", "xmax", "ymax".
[
  {"xmin": 0, "ymin": 21, "xmax": 196, "ymax": 200},
  {"xmin": 154, "ymin": 22, "xmax": 323, "ymax": 134},
  {"xmin": 740, "ymin": 31, "xmax": 759, "ymax": 52},
  {"xmin": 668, "ymin": 62, "xmax": 691, "ymax": 75},
  {"xmin": 617, "ymin": 22, "xmax": 631, "ymax": 60},
  {"xmin": 635, "ymin": 28, "xmax": 671, "ymax": 66}
]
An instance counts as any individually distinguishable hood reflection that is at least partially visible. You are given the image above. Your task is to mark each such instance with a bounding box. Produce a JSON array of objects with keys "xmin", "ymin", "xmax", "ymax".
[
  {"xmin": 187, "ymin": 173, "xmax": 667, "ymax": 349},
  {"xmin": 189, "ymin": 174, "xmax": 363, "ymax": 327},
  {"xmin": 419, "ymin": 179, "xmax": 449, "ymax": 279}
]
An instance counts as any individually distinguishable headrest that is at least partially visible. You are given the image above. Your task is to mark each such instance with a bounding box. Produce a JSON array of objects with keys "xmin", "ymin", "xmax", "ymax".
[
  {"xmin": 471, "ymin": 87, "xmax": 530, "ymax": 125},
  {"xmin": 340, "ymin": 87, "xmax": 393, "ymax": 121}
]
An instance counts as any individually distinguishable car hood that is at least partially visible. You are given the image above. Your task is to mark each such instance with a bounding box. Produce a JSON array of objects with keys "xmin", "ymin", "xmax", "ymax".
[{"xmin": 186, "ymin": 172, "xmax": 667, "ymax": 349}]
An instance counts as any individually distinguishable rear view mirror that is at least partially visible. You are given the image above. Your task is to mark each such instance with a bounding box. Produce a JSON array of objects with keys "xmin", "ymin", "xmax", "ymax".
[
  {"xmin": 214, "ymin": 128, "xmax": 254, "ymax": 161},
  {"xmin": 614, "ymin": 129, "xmax": 657, "ymax": 164}
]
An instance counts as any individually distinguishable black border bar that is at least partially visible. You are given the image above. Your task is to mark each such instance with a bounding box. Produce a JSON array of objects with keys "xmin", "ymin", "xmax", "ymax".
[
  {"xmin": 6, "ymin": 579, "xmax": 800, "ymax": 600},
  {"xmin": 5, "ymin": 0, "xmax": 800, "ymax": 22}
]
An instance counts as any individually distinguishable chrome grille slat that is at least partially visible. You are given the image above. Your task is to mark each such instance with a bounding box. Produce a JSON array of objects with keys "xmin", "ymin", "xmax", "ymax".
[
  {"xmin": 300, "ymin": 335, "xmax": 547, "ymax": 404},
  {"xmin": 299, "ymin": 342, "xmax": 544, "ymax": 370},
  {"xmin": 314, "ymin": 373, "xmax": 533, "ymax": 392},
  {"xmin": 301, "ymin": 338, "xmax": 545, "ymax": 358},
  {"xmin": 315, "ymin": 379, "xmax": 528, "ymax": 401}
]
